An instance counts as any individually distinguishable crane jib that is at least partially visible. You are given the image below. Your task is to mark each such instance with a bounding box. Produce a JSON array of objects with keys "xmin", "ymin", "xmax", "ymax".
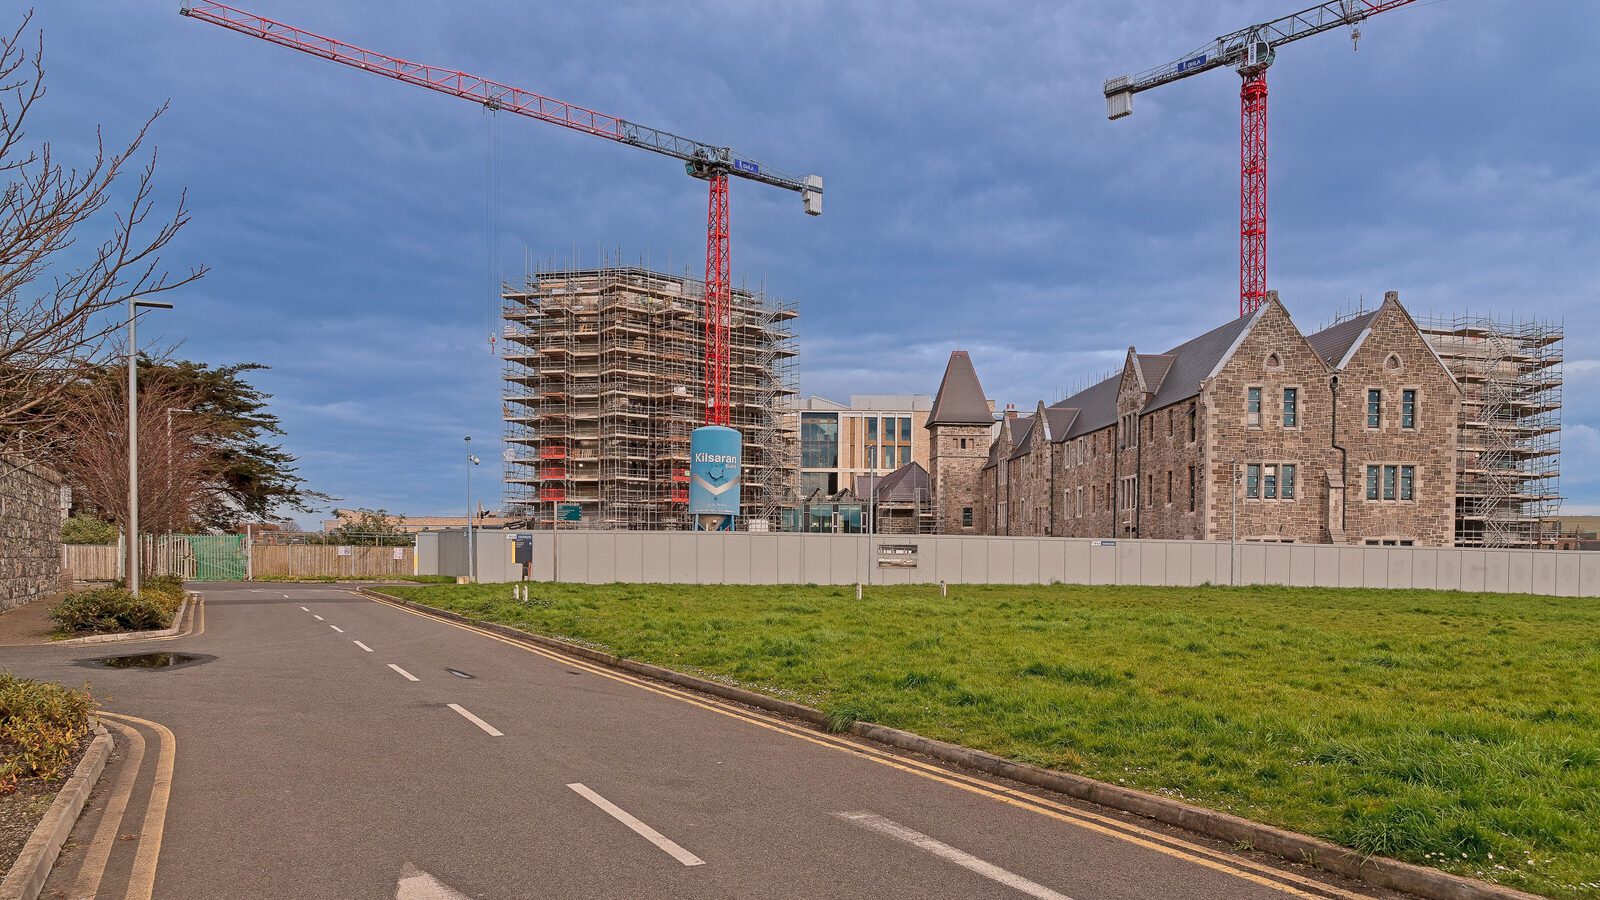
[
  {"xmin": 1176, "ymin": 54, "xmax": 1208, "ymax": 73},
  {"xmin": 733, "ymin": 159, "xmax": 760, "ymax": 176}
]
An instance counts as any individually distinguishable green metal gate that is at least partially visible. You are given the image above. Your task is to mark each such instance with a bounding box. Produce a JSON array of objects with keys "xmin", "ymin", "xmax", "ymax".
[{"xmin": 185, "ymin": 534, "xmax": 247, "ymax": 581}]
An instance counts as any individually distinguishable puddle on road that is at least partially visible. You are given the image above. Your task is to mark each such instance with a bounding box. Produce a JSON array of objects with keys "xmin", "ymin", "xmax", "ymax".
[{"xmin": 86, "ymin": 652, "xmax": 210, "ymax": 670}]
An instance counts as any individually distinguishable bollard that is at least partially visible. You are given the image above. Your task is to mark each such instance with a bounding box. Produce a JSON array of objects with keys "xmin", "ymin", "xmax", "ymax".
[
  {"xmin": 855, "ymin": 583, "xmax": 863, "ymax": 601},
  {"xmin": 940, "ymin": 580, "xmax": 947, "ymax": 597}
]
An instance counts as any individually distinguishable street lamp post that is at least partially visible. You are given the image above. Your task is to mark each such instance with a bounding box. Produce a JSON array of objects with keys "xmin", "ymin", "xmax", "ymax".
[
  {"xmin": 127, "ymin": 296, "xmax": 173, "ymax": 596},
  {"xmin": 465, "ymin": 436, "xmax": 480, "ymax": 582}
]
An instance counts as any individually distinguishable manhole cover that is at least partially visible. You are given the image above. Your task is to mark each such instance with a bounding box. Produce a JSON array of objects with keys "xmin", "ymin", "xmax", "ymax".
[{"xmin": 85, "ymin": 652, "xmax": 210, "ymax": 670}]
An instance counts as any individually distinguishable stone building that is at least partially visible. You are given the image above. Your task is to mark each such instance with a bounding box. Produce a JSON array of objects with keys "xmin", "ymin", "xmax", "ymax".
[
  {"xmin": 0, "ymin": 456, "xmax": 65, "ymax": 611},
  {"xmin": 960, "ymin": 292, "xmax": 1462, "ymax": 546},
  {"xmin": 925, "ymin": 351, "xmax": 997, "ymax": 534}
]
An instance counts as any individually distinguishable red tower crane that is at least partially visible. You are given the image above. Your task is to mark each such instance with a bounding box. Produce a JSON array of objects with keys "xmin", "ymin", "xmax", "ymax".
[
  {"xmin": 1104, "ymin": 1, "xmax": 1417, "ymax": 318},
  {"xmin": 180, "ymin": 1, "xmax": 822, "ymax": 427}
]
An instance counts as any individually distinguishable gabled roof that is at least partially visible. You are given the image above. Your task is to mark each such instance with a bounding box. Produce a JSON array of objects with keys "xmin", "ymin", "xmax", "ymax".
[
  {"xmin": 1007, "ymin": 416, "xmax": 1038, "ymax": 461},
  {"xmin": 1047, "ymin": 374, "xmax": 1120, "ymax": 440},
  {"xmin": 1147, "ymin": 313, "xmax": 1256, "ymax": 412},
  {"xmin": 1042, "ymin": 407, "xmax": 1078, "ymax": 442},
  {"xmin": 1135, "ymin": 353, "xmax": 1176, "ymax": 395},
  {"xmin": 1306, "ymin": 311, "xmax": 1378, "ymax": 368},
  {"xmin": 871, "ymin": 462, "xmax": 931, "ymax": 503},
  {"xmin": 926, "ymin": 351, "xmax": 994, "ymax": 427}
]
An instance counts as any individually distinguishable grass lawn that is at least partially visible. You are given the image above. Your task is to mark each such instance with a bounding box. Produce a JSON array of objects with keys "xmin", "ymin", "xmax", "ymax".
[{"xmin": 386, "ymin": 581, "xmax": 1600, "ymax": 898}]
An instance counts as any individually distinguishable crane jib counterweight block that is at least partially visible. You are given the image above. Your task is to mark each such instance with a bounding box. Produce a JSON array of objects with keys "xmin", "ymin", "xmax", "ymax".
[{"xmin": 689, "ymin": 426, "xmax": 741, "ymax": 531}]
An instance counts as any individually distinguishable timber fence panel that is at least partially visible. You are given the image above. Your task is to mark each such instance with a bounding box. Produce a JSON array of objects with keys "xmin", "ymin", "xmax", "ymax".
[
  {"xmin": 250, "ymin": 544, "xmax": 413, "ymax": 579},
  {"xmin": 62, "ymin": 544, "xmax": 119, "ymax": 581}
]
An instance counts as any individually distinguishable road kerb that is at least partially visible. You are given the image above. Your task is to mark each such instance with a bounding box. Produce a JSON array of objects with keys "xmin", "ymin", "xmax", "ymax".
[
  {"xmin": 0, "ymin": 725, "xmax": 113, "ymax": 900},
  {"xmin": 361, "ymin": 589, "xmax": 1544, "ymax": 900},
  {"xmin": 53, "ymin": 596, "xmax": 193, "ymax": 646}
]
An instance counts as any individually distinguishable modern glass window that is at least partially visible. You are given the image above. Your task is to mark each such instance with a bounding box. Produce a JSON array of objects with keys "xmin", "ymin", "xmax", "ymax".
[
  {"xmin": 1401, "ymin": 390, "xmax": 1416, "ymax": 429},
  {"xmin": 1383, "ymin": 464, "xmax": 1397, "ymax": 501},
  {"xmin": 1400, "ymin": 465, "xmax": 1415, "ymax": 501},
  {"xmin": 800, "ymin": 413, "xmax": 839, "ymax": 468},
  {"xmin": 900, "ymin": 417, "xmax": 912, "ymax": 442},
  {"xmin": 866, "ymin": 417, "xmax": 877, "ymax": 442},
  {"xmin": 1367, "ymin": 389, "xmax": 1382, "ymax": 428},
  {"xmin": 1366, "ymin": 465, "xmax": 1379, "ymax": 500},
  {"xmin": 1263, "ymin": 465, "xmax": 1278, "ymax": 499},
  {"xmin": 1283, "ymin": 388, "xmax": 1298, "ymax": 427},
  {"xmin": 883, "ymin": 446, "xmax": 896, "ymax": 469},
  {"xmin": 1247, "ymin": 387, "xmax": 1262, "ymax": 427},
  {"xmin": 1246, "ymin": 464, "xmax": 1260, "ymax": 499},
  {"xmin": 1282, "ymin": 464, "xmax": 1296, "ymax": 499}
]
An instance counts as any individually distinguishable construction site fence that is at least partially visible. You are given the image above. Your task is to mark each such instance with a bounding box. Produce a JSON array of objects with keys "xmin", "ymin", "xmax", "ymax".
[
  {"xmin": 63, "ymin": 539, "xmax": 414, "ymax": 582},
  {"xmin": 419, "ymin": 530, "xmax": 1600, "ymax": 598}
]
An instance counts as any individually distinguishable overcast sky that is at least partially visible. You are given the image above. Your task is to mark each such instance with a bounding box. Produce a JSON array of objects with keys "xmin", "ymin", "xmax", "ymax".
[{"xmin": 30, "ymin": 1, "xmax": 1600, "ymax": 522}]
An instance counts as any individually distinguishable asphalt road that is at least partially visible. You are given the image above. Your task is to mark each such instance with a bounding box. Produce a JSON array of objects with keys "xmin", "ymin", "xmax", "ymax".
[{"xmin": 2, "ymin": 583, "xmax": 1406, "ymax": 900}]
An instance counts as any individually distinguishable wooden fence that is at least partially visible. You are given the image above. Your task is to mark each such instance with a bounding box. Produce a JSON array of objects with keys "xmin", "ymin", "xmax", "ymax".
[
  {"xmin": 61, "ymin": 541, "xmax": 414, "ymax": 581},
  {"xmin": 251, "ymin": 544, "xmax": 413, "ymax": 579}
]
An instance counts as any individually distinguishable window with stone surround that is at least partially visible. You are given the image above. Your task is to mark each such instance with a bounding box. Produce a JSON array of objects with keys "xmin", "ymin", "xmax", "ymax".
[
  {"xmin": 1282, "ymin": 387, "xmax": 1298, "ymax": 428},
  {"xmin": 1365, "ymin": 464, "xmax": 1417, "ymax": 501},
  {"xmin": 1245, "ymin": 463, "xmax": 1296, "ymax": 500},
  {"xmin": 1166, "ymin": 469, "xmax": 1173, "ymax": 504},
  {"xmin": 1188, "ymin": 464, "xmax": 1196, "ymax": 512},
  {"xmin": 1401, "ymin": 389, "xmax": 1416, "ymax": 429},
  {"xmin": 1247, "ymin": 387, "xmax": 1262, "ymax": 428},
  {"xmin": 1367, "ymin": 389, "xmax": 1382, "ymax": 429},
  {"xmin": 1188, "ymin": 402, "xmax": 1197, "ymax": 443},
  {"xmin": 962, "ymin": 507, "xmax": 973, "ymax": 528}
]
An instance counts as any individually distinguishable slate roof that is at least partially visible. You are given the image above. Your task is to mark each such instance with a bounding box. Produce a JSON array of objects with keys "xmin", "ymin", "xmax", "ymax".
[
  {"xmin": 1044, "ymin": 311, "xmax": 1257, "ymax": 441},
  {"xmin": 870, "ymin": 462, "xmax": 932, "ymax": 503},
  {"xmin": 1306, "ymin": 311, "xmax": 1378, "ymax": 368},
  {"xmin": 1042, "ymin": 406, "xmax": 1077, "ymax": 441},
  {"xmin": 1007, "ymin": 416, "xmax": 1038, "ymax": 461},
  {"xmin": 926, "ymin": 351, "xmax": 994, "ymax": 427}
]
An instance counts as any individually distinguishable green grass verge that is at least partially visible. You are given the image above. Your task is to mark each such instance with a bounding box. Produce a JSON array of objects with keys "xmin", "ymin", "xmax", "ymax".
[
  {"xmin": 385, "ymin": 581, "xmax": 1600, "ymax": 898},
  {"xmin": 251, "ymin": 575, "xmax": 455, "ymax": 584}
]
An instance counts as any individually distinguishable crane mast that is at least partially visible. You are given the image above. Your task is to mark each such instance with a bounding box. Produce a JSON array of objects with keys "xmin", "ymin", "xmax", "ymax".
[
  {"xmin": 179, "ymin": 1, "xmax": 822, "ymax": 427},
  {"xmin": 1104, "ymin": 0, "xmax": 1418, "ymax": 317}
]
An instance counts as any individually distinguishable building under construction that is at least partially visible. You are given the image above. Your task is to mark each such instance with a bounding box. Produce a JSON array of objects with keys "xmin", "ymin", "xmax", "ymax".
[
  {"xmin": 501, "ymin": 264, "xmax": 798, "ymax": 530},
  {"xmin": 1417, "ymin": 314, "xmax": 1564, "ymax": 548}
]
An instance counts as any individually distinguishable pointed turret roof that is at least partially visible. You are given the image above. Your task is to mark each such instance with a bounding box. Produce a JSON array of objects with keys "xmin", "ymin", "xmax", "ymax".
[{"xmin": 926, "ymin": 350, "xmax": 994, "ymax": 427}]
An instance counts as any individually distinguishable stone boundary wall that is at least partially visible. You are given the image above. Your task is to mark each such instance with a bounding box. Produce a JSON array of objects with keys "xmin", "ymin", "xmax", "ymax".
[
  {"xmin": 0, "ymin": 456, "xmax": 64, "ymax": 611},
  {"xmin": 419, "ymin": 530, "xmax": 1600, "ymax": 597}
]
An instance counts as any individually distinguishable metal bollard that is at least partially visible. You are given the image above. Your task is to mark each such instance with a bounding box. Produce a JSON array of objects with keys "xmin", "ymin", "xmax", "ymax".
[
  {"xmin": 940, "ymin": 580, "xmax": 947, "ymax": 597},
  {"xmin": 855, "ymin": 583, "xmax": 863, "ymax": 601}
]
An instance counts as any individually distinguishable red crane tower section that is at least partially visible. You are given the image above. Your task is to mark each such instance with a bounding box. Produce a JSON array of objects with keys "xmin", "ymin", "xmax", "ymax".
[
  {"xmin": 180, "ymin": 1, "xmax": 822, "ymax": 427},
  {"xmin": 1104, "ymin": 1, "xmax": 1418, "ymax": 318}
]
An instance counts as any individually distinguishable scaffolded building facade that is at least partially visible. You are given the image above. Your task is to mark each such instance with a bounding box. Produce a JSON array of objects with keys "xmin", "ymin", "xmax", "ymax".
[
  {"xmin": 502, "ymin": 265, "xmax": 797, "ymax": 530},
  {"xmin": 1418, "ymin": 315, "xmax": 1563, "ymax": 548}
]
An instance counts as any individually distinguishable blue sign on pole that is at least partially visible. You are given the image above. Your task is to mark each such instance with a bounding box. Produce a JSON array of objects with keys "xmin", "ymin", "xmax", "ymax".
[
  {"xmin": 557, "ymin": 503, "xmax": 582, "ymax": 522},
  {"xmin": 688, "ymin": 425, "xmax": 741, "ymax": 531}
]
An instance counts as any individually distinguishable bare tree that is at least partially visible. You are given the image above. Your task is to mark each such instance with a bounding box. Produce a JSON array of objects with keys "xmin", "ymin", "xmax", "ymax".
[
  {"xmin": 56, "ymin": 374, "xmax": 215, "ymax": 536},
  {"xmin": 0, "ymin": 10, "xmax": 204, "ymax": 457}
]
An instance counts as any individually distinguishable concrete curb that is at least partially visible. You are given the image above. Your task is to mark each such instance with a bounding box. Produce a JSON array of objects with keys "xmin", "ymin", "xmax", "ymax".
[
  {"xmin": 0, "ymin": 724, "xmax": 113, "ymax": 900},
  {"xmin": 54, "ymin": 595, "xmax": 192, "ymax": 646},
  {"xmin": 365, "ymin": 588, "xmax": 1546, "ymax": 900}
]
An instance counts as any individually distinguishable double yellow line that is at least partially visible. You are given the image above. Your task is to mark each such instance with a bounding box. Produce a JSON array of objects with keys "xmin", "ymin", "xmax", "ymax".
[
  {"xmin": 76, "ymin": 712, "xmax": 176, "ymax": 900},
  {"xmin": 367, "ymin": 594, "xmax": 1371, "ymax": 900}
]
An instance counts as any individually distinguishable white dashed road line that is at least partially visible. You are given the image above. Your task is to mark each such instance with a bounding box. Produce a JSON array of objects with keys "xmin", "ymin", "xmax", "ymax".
[
  {"xmin": 300, "ymin": 606, "xmax": 309, "ymax": 612},
  {"xmin": 329, "ymin": 625, "xmax": 344, "ymax": 633},
  {"xmin": 354, "ymin": 640, "xmax": 373, "ymax": 652},
  {"xmin": 567, "ymin": 783, "xmax": 704, "ymax": 867},
  {"xmin": 388, "ymin": 664, "xmax": 420, "ymax": 682},
  {"xmin": 313, "ymin": 614, "xmax": 324, "ymax": 621},
  {"xmin": 447, "ymin": 703, "xmax": 504, "ymax": 737},
  {"xmin": 836, "ymin": 811, "xmax": 1073, "ymax": 900}
]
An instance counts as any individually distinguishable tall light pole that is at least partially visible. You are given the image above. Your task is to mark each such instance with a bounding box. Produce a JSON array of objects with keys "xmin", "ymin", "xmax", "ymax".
[
  {"xmin": 465, "ymin": 436, "xmax": 480, "ymax": 582},
  {"xmin": 127, "ymin": 296, "xmax": 174, "ymax": 596}
]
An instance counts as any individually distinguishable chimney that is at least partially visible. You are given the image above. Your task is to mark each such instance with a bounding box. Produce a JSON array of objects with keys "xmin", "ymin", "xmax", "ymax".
[
  {"xmin": 1384, "ymin": 290, "xmax": 1399, "ymax": 304},
  {"xmin": 1265, "ymin": 289, "xmax": 1279, "ymax": 305},
  {"xmin": 1004, "ymin": 403, "xmax": 1017, "ymax": 420}
]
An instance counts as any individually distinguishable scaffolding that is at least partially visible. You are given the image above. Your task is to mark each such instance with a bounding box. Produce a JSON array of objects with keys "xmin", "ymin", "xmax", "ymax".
[
  {"xmin": 502, "ymin": 262, "xmax": 798, "ymax": 530},
  {"xmin": 1418, "ymin": 314, "xmax": 1563, "ymax": 548}
]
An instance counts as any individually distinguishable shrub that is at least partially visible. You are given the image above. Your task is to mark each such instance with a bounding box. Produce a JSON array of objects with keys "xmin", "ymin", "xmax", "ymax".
[
  {"xmin": 0, "ymin": 674, "xmax": 92, "ymax": 793},
  {"xmin": 60, "ymin": 513, "xmax": 117, "ymax": 545},
  {"xmin": 50, "ymin": 585, "xmax": 183, "ymax": 635}
]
